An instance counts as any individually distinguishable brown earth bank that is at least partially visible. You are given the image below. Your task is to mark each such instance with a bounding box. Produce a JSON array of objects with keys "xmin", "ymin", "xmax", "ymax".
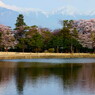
[{"xmin": 0, "ymin": 52, "xmax": 95, "ymax": 59}]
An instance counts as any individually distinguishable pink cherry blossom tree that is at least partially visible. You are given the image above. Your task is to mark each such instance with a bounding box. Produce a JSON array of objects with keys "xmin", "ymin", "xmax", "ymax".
[
  {"xmin": 0, "ymin": 25, "xmax": 16, "ymax": 51},
  {"xmin": 73, "ymin": 19, "xmax": 95, "ymax": 49}
]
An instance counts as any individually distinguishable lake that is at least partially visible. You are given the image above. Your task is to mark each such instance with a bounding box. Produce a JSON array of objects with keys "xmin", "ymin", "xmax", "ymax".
[{"xmin": 0, "ymin": 58, "xmax": 95, "ymax": 95}]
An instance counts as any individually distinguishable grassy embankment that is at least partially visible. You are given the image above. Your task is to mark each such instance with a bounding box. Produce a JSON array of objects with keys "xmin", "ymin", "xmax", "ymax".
[{"xmin": 0, "ymin": 52, "xmax": 95, "ymax": 59}]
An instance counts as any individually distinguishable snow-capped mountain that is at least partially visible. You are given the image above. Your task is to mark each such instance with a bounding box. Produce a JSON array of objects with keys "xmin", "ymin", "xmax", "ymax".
[
  {"xmin": 0, "ymin": 6, "xmax": 95, "ymax": 29},
  {"xmin": 0, "ymin": 7, "xmax": 19, "ymax": 27}
]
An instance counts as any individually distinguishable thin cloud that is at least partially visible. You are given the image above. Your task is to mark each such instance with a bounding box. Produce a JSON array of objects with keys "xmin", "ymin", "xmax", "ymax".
[
  {"xmin": 0, "ymin": 0, "xmax": 46, "ymax": 13},
  {"xmin": 0, "ymin": 1, "xmax": 20, "ymax": 11}
]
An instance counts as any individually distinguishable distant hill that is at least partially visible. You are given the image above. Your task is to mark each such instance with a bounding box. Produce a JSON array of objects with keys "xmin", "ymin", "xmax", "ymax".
[
  {"xmin": 0, "ymin": 7, "xmax": 19, "ymax": 28},
  {"xmin": 0, "ymin": 7, "xmax": 95, "ymax": 29}
]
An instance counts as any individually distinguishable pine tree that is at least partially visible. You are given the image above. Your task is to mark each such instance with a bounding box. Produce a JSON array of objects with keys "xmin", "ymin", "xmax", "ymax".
[{"xmin": 15, "ymin": 14, "xmax": 26, "ymax": 28}]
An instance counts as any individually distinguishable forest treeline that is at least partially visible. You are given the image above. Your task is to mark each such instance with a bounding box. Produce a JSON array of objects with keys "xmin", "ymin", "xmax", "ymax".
[{"xmin": 0, "ymin": 14, "xmax": 95, "ymax": 53}]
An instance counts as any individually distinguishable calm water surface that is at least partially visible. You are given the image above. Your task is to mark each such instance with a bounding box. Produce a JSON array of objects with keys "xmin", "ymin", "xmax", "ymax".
[{"xmin": 0, "ymin": 58, "xmax": 95, "ymax": 95}]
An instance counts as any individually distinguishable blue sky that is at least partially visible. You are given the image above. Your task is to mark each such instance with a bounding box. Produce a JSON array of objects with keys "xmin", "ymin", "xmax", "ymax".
[{"xmin": 1, "ymin": 0, "xmax": 95, "ymax": 12}]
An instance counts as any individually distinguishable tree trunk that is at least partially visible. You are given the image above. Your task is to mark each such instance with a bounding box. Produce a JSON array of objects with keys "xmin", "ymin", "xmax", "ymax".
[
  {"xmin": 36, "ymin": 48, "xmax": 38, "ymax": 53},
  {"xmin": 22, "ymin": 48, "xmax": 25, "ymax": 52},
  {"xmin": 76, "ymin": 48, "xmax": 78, "ymax": 53},
  {"xmin": 56, "ymin": 46, "xmax": 59, "ymax": 53},
  {"xmin": 93, "ymin": 47, "xmax": 95, "ymax": 53},
  {"xmin": 71, "ymin": 44, "xmax": 74, "ymax": 53},
  {"xmin": 5, "ymin": 48, "xmax": 8, "ymax": 52}
]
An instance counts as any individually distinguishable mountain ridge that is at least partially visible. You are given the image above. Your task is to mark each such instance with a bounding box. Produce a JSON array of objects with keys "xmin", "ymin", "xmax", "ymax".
[{"xmin": 0, "ymin": 6, "xmax": 95, "ymax": 29}]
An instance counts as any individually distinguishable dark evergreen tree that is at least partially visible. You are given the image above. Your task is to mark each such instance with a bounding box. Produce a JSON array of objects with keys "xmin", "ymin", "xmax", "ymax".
[{"xmin": 15, "ymin": 14, "xmax": 26, "ymax": 28}]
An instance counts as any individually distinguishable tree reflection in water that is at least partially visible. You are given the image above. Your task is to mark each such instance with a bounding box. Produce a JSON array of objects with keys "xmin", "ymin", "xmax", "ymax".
[{"xmin": 0, "ymin": 61, "xmax": 95, "ymax": 95}]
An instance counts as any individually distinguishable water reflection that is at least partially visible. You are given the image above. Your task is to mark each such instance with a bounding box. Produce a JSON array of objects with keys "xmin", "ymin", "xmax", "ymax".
[
  {"xmin": 0, "ymin": 60, "xmax": 95, "ymax": 95},
  {"xmin": 2, "ymin": 58, "xmax": 95, "ymax": 63}
]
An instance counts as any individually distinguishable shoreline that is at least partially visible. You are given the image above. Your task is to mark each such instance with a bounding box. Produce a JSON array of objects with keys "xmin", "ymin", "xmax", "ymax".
[{"xmin": 0, "ymin": 52, "xmax": 95, "ymax": 59}]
